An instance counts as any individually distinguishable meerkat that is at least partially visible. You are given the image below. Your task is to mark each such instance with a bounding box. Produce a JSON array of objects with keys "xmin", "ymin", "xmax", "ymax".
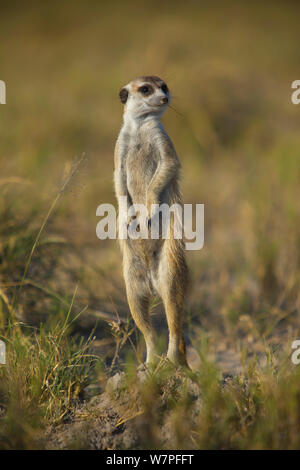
[{"xmin": 114, "ymin": 76, "xmax": 189, "ymax": 367}]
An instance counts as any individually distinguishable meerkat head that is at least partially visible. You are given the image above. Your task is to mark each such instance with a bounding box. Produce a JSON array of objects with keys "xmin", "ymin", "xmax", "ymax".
[{"xmin": 119, "ymin": 76, "xmax": 170, "ymax": 119}]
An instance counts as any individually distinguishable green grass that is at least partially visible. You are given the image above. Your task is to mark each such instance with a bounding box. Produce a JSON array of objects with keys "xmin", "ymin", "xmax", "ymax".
[
  {"xmin": 0, "ymin": 317, "xmax": 97, "ymax": 449},
  {"xmin": 99, "ymin": 346, "xmax": 300, "ymax": 450}
]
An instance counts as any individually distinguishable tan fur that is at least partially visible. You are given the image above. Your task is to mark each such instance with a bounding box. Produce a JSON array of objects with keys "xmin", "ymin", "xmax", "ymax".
[{"xmin": 114, "ymin": 76, "xmax": 189, "ymax": 367}]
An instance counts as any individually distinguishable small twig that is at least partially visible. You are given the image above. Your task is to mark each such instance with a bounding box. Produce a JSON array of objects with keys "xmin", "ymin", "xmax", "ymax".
[{"xmin": 11, "ymin": 154, "xmax": 86, "ymax": 321}]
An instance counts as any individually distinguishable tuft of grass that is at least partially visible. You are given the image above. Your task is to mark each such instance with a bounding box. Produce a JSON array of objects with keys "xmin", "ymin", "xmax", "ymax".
[
  {"xmin": 101, "ymin": 345, "xmax": 300, "ymax": 450},
  {"xmin": 0, "ymin": 312, "xmax": 98, "ymax": 449}
]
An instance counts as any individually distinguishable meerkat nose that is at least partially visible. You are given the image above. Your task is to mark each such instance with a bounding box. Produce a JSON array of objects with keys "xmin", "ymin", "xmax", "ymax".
[{"xmin": 161, "ymin": 97, "xmax": 168, "ymax": 104}]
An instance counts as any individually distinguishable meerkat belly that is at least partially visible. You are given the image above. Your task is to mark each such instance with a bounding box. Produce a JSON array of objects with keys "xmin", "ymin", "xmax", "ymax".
[{"xmin": 126, "ymin": 144, "xmax": 158, "ymax": 205}]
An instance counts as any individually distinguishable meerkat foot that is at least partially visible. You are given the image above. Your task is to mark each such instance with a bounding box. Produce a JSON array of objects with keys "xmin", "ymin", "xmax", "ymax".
[
  {"xmin": 137, "ymin": 359, "xmax": 157, "ymax": 373},
  {"xmin": 137, "ymin": 362, "xmax": 148, "ymax": 372},
  {"xmin": 167, "ymin": 346, "xmax": 190, "ymax": 369},
  {"xmin": 167, "ymin": 354, "xmax": 189, "ymax": 369}
]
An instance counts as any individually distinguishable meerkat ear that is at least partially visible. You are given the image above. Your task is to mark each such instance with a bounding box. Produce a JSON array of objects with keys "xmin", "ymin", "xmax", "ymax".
[{"xmin": 119, "ymin": 87, "xmax": 129, "ymax": 104}]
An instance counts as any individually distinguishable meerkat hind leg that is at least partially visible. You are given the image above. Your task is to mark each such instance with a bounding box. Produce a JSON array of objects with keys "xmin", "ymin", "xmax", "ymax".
[
  {"xmin": 163, "ymin": 298, "xmax": 188, "ymax": 367},
  {"xmin": 158, "ymin": 250, "xmax": 189, "ymax": 368},
  {"xmin": 124, "ymin": 269, "xmax": 157, "ymax": 366}
]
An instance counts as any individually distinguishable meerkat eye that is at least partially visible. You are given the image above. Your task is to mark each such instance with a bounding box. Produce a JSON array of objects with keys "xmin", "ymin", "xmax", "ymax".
[
  {"xmin": 138, "ymin": 85, "xmax": 153, "ymax": 95},
  {"xmin": 161, "ymin": 83, "xmax": 168, "ymax": 94}
]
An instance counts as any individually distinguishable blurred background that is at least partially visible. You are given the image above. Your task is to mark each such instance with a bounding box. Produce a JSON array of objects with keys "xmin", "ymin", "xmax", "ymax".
[{"xmin": 1, "ymin": 0, "xmax": 300, "ymax": 371}]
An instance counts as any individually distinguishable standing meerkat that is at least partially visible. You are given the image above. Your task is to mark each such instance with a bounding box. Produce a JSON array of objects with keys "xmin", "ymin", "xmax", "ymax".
[{"xmin": 114, "ymin": 76, "xmax": 189, "ymax": 367}]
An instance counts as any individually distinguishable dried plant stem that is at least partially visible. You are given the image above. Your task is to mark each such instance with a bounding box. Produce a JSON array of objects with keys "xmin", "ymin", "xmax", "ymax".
[{"xmin": 11, "ymin": 154, "xmax": 86, "ymax": 322}]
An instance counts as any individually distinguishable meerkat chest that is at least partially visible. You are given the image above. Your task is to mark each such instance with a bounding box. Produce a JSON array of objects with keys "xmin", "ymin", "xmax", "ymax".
[{"xmin": 126, "ymin": 137, "xmax": 159, "ymax": 199}]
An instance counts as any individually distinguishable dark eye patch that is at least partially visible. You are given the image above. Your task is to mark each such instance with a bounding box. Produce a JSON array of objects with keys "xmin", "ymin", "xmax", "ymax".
[
  {"xmin": 138, "ymin": 84, "xmax": 154, "ymax": 96},
  {"xmin": 119, "ymin": 87, "xmax": 129, "ymax": 104},
  {"xmin": 161, "ymin": 83, "xmax": 169, "ymax": 94}
]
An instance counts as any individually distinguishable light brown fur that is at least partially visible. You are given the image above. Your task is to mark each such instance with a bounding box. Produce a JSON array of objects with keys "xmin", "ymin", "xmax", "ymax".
[{"xmin": 114, "ymin": 76, "xmax": 189, "ymax": 367}]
